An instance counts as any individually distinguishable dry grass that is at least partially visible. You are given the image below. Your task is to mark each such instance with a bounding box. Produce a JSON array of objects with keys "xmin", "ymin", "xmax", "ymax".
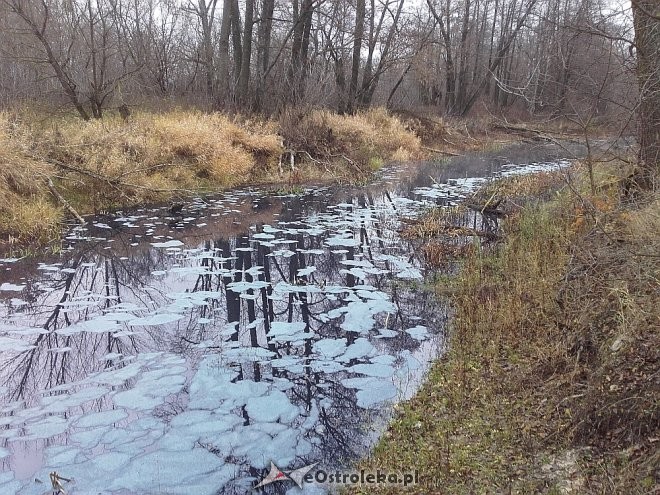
[
  {"xmin": 0, "ymin": 112, "xmax": 61, "ymax": 244},
  {"xmin": 1, "ymin": 107, "xmax": 427, "ymax": 248},
  {"xmin": 279, "ymin": 107, "xmax": 421, "ymax": 171},
  {"xmin": 0, "ymin": 197, "xmax": 62, "ymax": 243},
  {"xmin": 351, "ymin": 162, "xmax": 659, "ymax": 494},
  {"xmin": 25, "ymin": 110, "xmax": 283, "ymax": 210},
  {"xmin": 1, "ymin": 109, "xmax": 283, "ymax": 245},
  {"xmin": 396, "ymin": 112, "xmax": 454, "ymax": 147}
]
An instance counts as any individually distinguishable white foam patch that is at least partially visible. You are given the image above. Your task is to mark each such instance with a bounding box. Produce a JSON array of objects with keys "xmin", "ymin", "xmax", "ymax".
[
  {"xmin": 24, "ymin": 416, "xmax": 69, "ymax": 439},
  {"xmin": 341, "ymin": 377, "xmax": 398, "ymax": 408},
  {"xmin": 377, "ymin": 329, "xmax": 398, "ymax": 338},
  {"xmin": 227, "ymin": 280, "xmax": 270, "ymax": 292},
  {"xmin": 296, "ymin": 266, "xmax": 316, "ymax": 277},
  {"xmin": 337, "ymin": 337, "xmax": 376, "ymax": 363},
  {"xmin": 151, "ymin": 240, "xmax": 184, "ymax": 248},
  {"xmin": 222, "ymin": 346, "xmax": 276, "ymax": 361},
  {"xmin": 74, "ymin": 409, "xmax": 128, "ymax": 428},
  {"xmin": 0, "ymin": 283, "xmax": 25, "ymax": 292},
  {"xmin": 405, "ymin": 325, "xmax": 429, "ymax": 340},
  {"xmin": 245, "ymin": 390, "xmax": 299, "ymax": 424},
  {"xmin": 325, "ymin": 235, "xmax": 360, "ymax": 247},
  {"xmin": 268, "ymin": 321, "xmax": 313, "ymax": 342},
  {"xmin": 89, "ymin": 451, "xmax": 133, "ymax": 472},
  {"xmin": 312, "ymin": 338, "xmax": 347, "ymax": 359},
  {"xmin": 350, "ymin": 363, "xmax": 396, "ymax": 378},
  {"xmin": 70, "ymin": 426, "xmax": 110, "ymax": 449},
  {"xmin": 109, "ymin": 450, "xmax": 236, "ymax": 495},
  {"xmin": 0, "ymin": 336, "xmax": 36, "ymax": 352},
  {"xmin": 113, "ymin": 388, "xmax": 164, "ymax": 411},
  {"xmin": 128, "ymin": 313, "xmax": 185, "ymax": 326},
  {"xmin": 55, "ymin": 319, "xmax": 120, "ymax": 336}
]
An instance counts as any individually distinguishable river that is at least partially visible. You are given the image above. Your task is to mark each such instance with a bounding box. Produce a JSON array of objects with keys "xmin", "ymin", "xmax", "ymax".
[{"xmin": 0, "ymin": 142, "xmax": 585, "ymax": 494}]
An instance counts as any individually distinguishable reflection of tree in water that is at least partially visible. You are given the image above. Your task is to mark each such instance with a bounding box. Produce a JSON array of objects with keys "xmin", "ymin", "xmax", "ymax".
[
  {"xmin": 186, "ymin": 203, "xmax": 442, "ymax": 488},
  {"xmin": 1, "ymin": 254, "xmax": 147, "ymax": 405},
  {"xmin": 0, "ymin": 188, "xmax": 446, "ymax": 494}
]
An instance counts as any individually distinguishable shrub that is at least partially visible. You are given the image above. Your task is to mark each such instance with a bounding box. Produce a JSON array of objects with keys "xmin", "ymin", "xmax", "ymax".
[{"xmin": 279, "ymin": 107, "xmax": 421, "ymax": 169}]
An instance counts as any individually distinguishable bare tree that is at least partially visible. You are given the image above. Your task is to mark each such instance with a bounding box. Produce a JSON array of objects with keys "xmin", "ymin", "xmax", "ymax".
[
  {"xmin": 2, "ymin": 0, "xmax": 91, "ymax": 119},
  {"xmin": 237, "ymin": 0, "xmax": 254, "ymax": 104},
  {"xmin": 0, "ymin": 0, "xmax": 638, "ymax": 125}
]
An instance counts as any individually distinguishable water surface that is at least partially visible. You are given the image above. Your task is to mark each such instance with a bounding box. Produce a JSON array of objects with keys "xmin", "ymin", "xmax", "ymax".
[{"xmin": 0, "ymin": 142, "xmax": 583, "ymax": 494}]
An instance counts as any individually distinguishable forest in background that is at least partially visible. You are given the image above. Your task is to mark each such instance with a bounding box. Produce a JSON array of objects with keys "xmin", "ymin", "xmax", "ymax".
[
  {"xmin": 0, "ymin": 0, "xmax": 657, "ymax": 246},
  {"xmin": 0, "ymin": 0, "xmax": 639, "ymax": 122}
]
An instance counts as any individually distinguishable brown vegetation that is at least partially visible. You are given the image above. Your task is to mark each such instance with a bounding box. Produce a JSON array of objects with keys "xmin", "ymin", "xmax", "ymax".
[
  {"xmin": 0, "ymin": 108, "xmax": 425, "ymax": 248},
  {"xmin": 279, "ymin": 107, "xmax": 422, "ymax": 170},
  {"xmin": 352, "ymin": 163, "xmax": 659, "ymax": 494},
  {"xmin": 0, "ymin": 115, "xmax": 61, "ymax": 243}
]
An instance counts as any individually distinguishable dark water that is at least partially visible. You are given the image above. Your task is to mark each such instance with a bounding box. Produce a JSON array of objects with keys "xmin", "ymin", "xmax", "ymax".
[{"xmin": 0, "ymin": 142, "xmax": 584, "ymax": 494}]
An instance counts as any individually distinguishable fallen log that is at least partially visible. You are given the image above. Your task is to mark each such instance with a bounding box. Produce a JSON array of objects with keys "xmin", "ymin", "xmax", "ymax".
[
  {"xmin": 492, "ymin": 124, "xmax": 553, "ymax": 142},
  {"xmin": 421, "ymin": 145, "xmax": 462, "ymax": 156},
  {"xmin": 466, "ymin": 200, "xmax": 507, "ymax": 217},
  {"xmin": 44, "ymin": 177, "xmax": 86, "ymax": 224}
]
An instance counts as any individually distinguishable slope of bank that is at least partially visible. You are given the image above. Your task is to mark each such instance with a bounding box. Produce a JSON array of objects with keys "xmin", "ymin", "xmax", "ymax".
[
  {"xmin": 352, "ymin": 164, "xmax": 659, "ymax": 493},
  {"xmin": 1, "ymin": 106, "xmax": 596, "ymax": 252},
  {"xmin": 0, "ymin": 107, "xmax": 430, "ymax": 249}
]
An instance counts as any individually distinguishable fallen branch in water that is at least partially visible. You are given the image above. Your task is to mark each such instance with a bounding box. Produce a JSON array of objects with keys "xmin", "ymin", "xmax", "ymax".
[
  {"xmin": 466, "ymin": 200, "xmax": 507, "ymax": 217},
  {"xmin": 491, "ymin": 124, "xmax": 555, "ymax": 142},
  {"xmin": 43, "ymin": 176, "xmax": 86, "ymax": 224},
  {"xmin": 35, "ymin": 154, "xmax": 199, "ymax": 196},
  {"xmin": 421, "ymin": 145, "xmax": 462, "ymax": 156}
]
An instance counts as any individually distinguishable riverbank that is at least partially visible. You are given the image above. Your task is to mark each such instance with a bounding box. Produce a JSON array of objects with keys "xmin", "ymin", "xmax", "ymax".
[
  {"xmin": 352, "ymin": 163, "xmax": 659, "ymax": 493},
  {"xmin": 0, "ymin": 107, "xmax": 416, "ymax": 249},
  {"xmin": 0, "ymin": 106, "xmax": 591, "ymax": 252}
]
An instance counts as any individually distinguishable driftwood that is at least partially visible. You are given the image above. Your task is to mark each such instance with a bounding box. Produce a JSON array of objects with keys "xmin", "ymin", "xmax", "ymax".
[
  {"xmin": 421, "ymin": 145, "xmax": 462, "ymax": 156},
  {"xmin": 39, "ymin": 155, "xmax": 198, "ymax": 194},
  {"xmin": 44, "ymin": 177, "xmax": 86, "ymax": 224},
  {"xmin": 492, "ymin": 124, "xmax": 553, "ymax": 142},
  {"xmin": 466, "ymin": 199, "xmax": 507, "ymax": 217}
]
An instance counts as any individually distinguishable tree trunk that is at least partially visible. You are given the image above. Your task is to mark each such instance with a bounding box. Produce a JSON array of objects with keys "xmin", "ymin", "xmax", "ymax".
[
  {"xmin": 427, "ymin": 0, "xmax": 456, "ymax": 112},
  {"xmin": 460, "ymin": 0, "xmax": 538, "ymax": 116},
  {"xmin": 358, "ymin": 0, "xmax": 405, "ymax": 107},
  {"xmin": 254, "ymin": 0, "xmax": 274, "ymax": 111},
  {"xmin": 349, "ymin": 0, "xmax": 366, "ymax": 113},
  {"xmin": 217, "ymin": 0, "xmax": 233, "ymax": 104},
  {"xmin": 237, "ymin": 0, "xmax": 254, "ymax": 105},
  {"xmin": 632, "ymin": 0, "xmax": 660, "ymax": 185},
  {"xmin": 455, "ymin": 0, "xmax": 471, "ymax": 110},
  {"xmin": 231, "ymin": 0, "xmax": 243, "ymax": 82},
  {"xmin": 289, "ymin": 0, "xmax": 313, "ymax": 102},
  {"xmin": 198, "ymin": 0, "xmax": 217, "ymax": 102},
  {"xmin": 5, "ymin": 1, "xmax": 90, "ymax": 120}
]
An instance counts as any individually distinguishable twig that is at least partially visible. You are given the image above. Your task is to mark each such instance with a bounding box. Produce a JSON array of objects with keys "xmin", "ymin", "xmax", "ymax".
[{"xmin": 114, "ymin": 162, "xmax": 178, "ymax": 179}]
